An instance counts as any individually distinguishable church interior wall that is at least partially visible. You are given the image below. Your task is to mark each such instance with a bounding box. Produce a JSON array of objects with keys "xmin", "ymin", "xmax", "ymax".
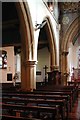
[
  {"xmin": 61, "ymin": 12, "xmax": 79, "ymax": 34},
  {"xmin": 0, "ymin": 46, "xmax": 15, "ymax": 83},
  {"xmin": 36, "ymin": 47, "xmax": 50, "ymax": 82}
]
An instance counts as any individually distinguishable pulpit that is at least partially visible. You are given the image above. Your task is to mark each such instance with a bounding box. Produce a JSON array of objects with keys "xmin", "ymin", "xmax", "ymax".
[{"xmin": 47, "ymin": 70, "xmax": 61, "ymax": 85}]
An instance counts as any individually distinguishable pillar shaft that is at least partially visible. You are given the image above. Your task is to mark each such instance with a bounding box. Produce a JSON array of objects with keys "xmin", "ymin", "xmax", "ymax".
[
  {"xmin": 21, "ymin": 60, "xmax": 37, "ymax": 91},
  {"xmin": 61, "ymin": 51, "xmax": 69, "ymax": 85}
]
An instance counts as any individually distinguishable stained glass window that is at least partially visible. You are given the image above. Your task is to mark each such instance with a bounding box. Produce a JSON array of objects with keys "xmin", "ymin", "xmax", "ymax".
[{"xmin": 0, "ymin": 50, "xmax": 7, "ymax": 69}]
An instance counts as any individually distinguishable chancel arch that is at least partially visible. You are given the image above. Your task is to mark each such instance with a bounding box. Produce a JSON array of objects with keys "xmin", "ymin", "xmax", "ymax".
[{"xmin": 61, "ymin": 16, "xmax": 80, "ymax": 85}]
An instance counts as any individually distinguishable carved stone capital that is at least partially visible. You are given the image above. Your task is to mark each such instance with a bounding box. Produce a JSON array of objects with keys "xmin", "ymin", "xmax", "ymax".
[
  {"xmin": 24, "ymin": 60, "xmax": 37, "ymax": 67},
  {"xmin": 62, "ymin": 51, "xmax": 69, "ymax": 56},
  {"xmin": 50, "ymin": 65, "xmax": 59, "ymax": 71}
]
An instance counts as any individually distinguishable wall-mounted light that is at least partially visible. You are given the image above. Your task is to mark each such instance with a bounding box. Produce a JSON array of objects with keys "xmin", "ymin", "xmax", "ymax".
[{"xmin": 35, "ymin": 20, "xmax": 47, "ymax": 30}]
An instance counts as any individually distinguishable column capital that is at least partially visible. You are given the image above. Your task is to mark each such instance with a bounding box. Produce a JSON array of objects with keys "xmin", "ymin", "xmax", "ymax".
[
  {"xmin": 25, "ymin": 60, "xmax": 37, "ymax": 67},
  {"xmin": 62, "ymin": 50, "xmax": 69, "ymax": 56},
  {"xmin": 50, "ymin": 65, "xmax": 59, "ymax": 71}
]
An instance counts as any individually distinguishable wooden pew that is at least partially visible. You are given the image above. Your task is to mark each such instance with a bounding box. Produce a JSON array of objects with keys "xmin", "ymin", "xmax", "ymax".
[
  {"xmin": 2, "ymin": 92, "xmax": 70, "ymax": 115},
  {"xmin": 35, "ymin": 85, "xmax": 78, "ymax": 104},
  {"xmin": 2, "ymin": 93, "xmax": 70, "ymax": 105},
  {"xmin": 31, "ymin": 91, "xmax": 73, "ymax": 105},
  {"xmin": 2, "ymin": 90, "xmax": 72, "ymax": 112},
  {"xmin": 36, "ymin": 84, "xmax": 78, "ymax": 102},
  {"xmin": 2, "ymin": 85, "xmax": 78, "ymax": 119},
  {"xmin": 2, "ymin": 83, "xmax": 78, "ymax": 102},
  {"xmin": 0, "ymin": 114, "xmax": 41, "ymax": 120},
  {"xmin": 19, "ymin": 90, "xmax": 73, "ymax": 111},
  {"xmin": 0, "ymin": 102, "xmax": 59, "ymax": 120},
  {"xmin": 2, "ymin": 84, "xmax": 78, "ymax": 105},
  {"xmin": 2, "ymin": 95, "xmax": 68, "ymax": 120}
]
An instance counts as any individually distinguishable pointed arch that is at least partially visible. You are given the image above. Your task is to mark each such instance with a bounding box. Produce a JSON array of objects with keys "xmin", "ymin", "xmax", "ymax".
[
  {"xmin": 61, "ymin": 16, "xmax": 80, "ymax": 85},
  {"xmin": 62, "ymin": 16, "xmax": 80, "ymax": 52},
  {"xmin": 46, "ymin": 17, "xmax": 57, "ymax": 66},
  {"xmin": 38, "ymin": 16, "xmax": 57, "ymax": 69},
  {"xmin": 15, "ymin": 2, "xmax": 34, "ymax": 61}
]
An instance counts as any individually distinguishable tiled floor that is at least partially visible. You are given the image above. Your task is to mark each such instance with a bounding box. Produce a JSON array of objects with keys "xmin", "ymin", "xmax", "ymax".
[{"xmin": 68, "ymin": 91, "xmax": 80, "ymax": 120}]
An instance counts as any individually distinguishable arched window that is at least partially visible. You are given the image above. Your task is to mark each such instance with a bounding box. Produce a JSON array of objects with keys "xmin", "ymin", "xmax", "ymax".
[{"xmin": 0, "ymin": 50, "xmax": 7, "ymax": 69}]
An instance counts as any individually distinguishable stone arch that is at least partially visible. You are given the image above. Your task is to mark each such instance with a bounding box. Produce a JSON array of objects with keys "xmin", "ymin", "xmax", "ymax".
[
  {"xmin": 15, "ymin": 2, "xmax": 36, "ymax": 91},
  {"xmin": 38, "ymin": 16, "xmax": 57, "ymax": 70},
  {"xmin": 62, "ymin": 16, "xmax": 80, "ymax": 51},
  {"xmin": 61, "ymin": 16, "xmax": 80, "ymax": 85},
  {"xmin": 15, "ymin": 2, "xmax": 34, "ymax": 60}
]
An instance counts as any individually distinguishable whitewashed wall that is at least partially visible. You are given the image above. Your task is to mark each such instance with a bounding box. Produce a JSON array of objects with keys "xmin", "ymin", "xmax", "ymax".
[{"xmin": 36, "ymin": 47, "xmax": 50, "ymax": 82}]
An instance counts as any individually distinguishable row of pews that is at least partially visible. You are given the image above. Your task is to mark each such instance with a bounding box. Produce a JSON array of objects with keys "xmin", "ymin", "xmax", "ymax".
[{"xmin": 1, "ymin": 83, "xmax": 79, "ymax": 120}]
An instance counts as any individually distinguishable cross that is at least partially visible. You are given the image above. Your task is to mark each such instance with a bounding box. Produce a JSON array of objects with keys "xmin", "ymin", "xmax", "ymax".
[{"xmin": 43, "ymin": 65, "xmax": 48, "ymax": 84}]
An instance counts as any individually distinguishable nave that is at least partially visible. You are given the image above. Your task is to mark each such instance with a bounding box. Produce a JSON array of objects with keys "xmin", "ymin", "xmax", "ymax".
[{"xmin": 1, "ymin": 2, "xmax": 80, "ymax": 120}]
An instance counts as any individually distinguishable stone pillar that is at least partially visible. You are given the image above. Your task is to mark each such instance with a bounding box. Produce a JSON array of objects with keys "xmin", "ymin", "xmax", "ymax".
[
  {"xmin": 62, "ymin": 51, "xmax": 69, "ymax": 85},
  {"xmin": 21, "ymin": 60, "xmax": 37, "ymax": 92}
]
